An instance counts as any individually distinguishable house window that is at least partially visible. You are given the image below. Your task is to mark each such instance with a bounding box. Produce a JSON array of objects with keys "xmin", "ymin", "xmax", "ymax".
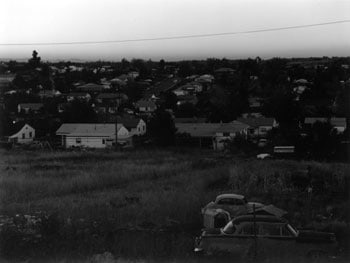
[
  {"xmin": 76, "ymin": 138, "xmax": 81, "ymax": 144},
  {"xmin": 102, "ymin": 139, "xmax": 106, "ymax": 144},
  {"xmin": 260, "ymin": 127, "xmax": 267, "ymax": 133},
  {"xmin": 29, "ymin": 132, "xmax": 32, "ymax": 138},
  {"xmin": 22, "ymin": 133, "xmax": 25, "ymax": 139}
]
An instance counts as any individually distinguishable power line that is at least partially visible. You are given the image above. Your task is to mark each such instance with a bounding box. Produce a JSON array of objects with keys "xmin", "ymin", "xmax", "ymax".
[{"xmin": 1, "ymin": 19, "xmax": 350, "ymax": 46}]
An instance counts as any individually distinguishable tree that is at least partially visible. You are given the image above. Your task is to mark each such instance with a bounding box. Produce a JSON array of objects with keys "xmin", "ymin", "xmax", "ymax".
[
  {"xmin": 147, "ymin": 109, "xmax": 177, "ymax": 146},
  {"xmin": 176, "ymin": 102, "xmax": 197, "ymax": 118},
  {"xmin": 62, "ymin": 100, "xmax": 97, "ymax": 123},
  {"xmin": 28, "ymin": 50, "xmax": 41, "ymax": 68}
]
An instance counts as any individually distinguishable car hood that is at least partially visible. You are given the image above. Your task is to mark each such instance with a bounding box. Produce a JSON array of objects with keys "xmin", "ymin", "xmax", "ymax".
[{"xmin": 297, "ymin": 230, "xmax": 336, "ymax": 243}]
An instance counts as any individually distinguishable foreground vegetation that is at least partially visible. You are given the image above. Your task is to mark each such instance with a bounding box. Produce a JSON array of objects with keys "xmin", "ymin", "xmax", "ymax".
[{"xmin": 0, "ymin": 148, "xmax": 349, "ymax": 261}]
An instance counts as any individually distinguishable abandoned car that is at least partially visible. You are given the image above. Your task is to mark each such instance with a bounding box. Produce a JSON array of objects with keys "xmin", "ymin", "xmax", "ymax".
[
  {"xmin": 194, "ymin": 214, "xmax": 337, "ymax": 260},
  {"xmin": 201, "ymin": 194, "xmax": 263, "ymax": 222}
]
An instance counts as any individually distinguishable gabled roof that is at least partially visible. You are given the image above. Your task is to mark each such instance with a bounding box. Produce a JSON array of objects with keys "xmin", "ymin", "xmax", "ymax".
[
  {"xmin": 135, "ymin": 100, "xmax": 156, "ymax": 108},
  {"xmin": 214, "ymin": 67, "xmax": 235, "ymax": 73},
  {"xmin": 237, "ymin": 117, "xmax": 275, "ymax": 128},
  {"xmin": 67, "ymin": 92, "xmax": 90, "ymax": 97},
  {"xmin": 77, "ymin": 83, "xmax": 105, "ymax": 92},
  {"xmin": 56, "ymin": 123, "xmax": 125, "ymax": 136},
  {"xmin": 117, "ymin": 116, "xmax": 142, "ymax": 129},
  {"xmin": 18, "ymin": 103, "xmax": 44, "ymax": 110},
  {"xmin": 4, "ymin": 122, "xmax": 33, "ymax": 136},
  {"xmin": 96, "ymin": 93, "xmax": 128, "ymax": 100},
  {"xmin": 304, "ymin": 117, "xmax": 346, "ymax": 127},
  {"xmin": 215, "ymin": 121, "xmax": 249, "ymax": 133},
  {"xmin": 176, "ymin": 123, "xmax": 219, "ymax": 137},
  {"xmin": 174, "ymin": 117, "xmax": 206, "ymax": 123}
]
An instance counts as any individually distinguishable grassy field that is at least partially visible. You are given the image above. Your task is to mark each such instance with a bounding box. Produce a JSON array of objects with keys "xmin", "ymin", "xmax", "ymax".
[{"xmin": 0, "ymin": 148, "xmax": 349, "ymax": 260}]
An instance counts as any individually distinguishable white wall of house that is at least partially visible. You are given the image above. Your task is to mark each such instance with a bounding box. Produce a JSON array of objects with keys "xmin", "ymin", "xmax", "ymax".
[
  {"xmin": 62, "ymin": 126, "xmax": 131, "ymax": 148},
  {"xmin": 130, "ymin": 120, "xmax": 147, "ymax": 136},
  {"xmin": 8, "ymin": 124, "xmax": 35, "ymax": 144}
]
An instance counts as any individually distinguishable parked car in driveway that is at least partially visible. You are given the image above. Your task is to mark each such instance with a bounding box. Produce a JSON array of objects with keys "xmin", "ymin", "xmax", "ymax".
[
  {"xmin": 194, "ymin": 214, "xmax": 337, "ymax": 261},
  {"xmin": 201, "ymin": 194, "xmax": 263, "ymax": 220}
]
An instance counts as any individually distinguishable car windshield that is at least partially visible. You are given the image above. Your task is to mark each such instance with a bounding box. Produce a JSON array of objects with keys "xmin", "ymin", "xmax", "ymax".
[
  {"xmin": 217, "ymin": 198, "xmax": 244, "ymax": 205},
  {"xmin": 222, "ymin": 221, "xmax": 236, "ymax": 234}
]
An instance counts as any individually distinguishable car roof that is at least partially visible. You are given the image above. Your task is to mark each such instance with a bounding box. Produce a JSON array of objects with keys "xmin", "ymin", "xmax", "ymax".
[
  {"xmin": 216, "ymin": 193, "xmax": 245, "ymax": 201},
  {"xmin": 232, "ymin": 214, "xmax": 287, "ymax": 224}
]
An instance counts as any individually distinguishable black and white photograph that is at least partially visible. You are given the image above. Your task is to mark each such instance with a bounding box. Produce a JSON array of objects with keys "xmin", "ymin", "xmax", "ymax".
[{"xmin": 0, "ymin": 0, "xmax": 349, "ymax": 262}]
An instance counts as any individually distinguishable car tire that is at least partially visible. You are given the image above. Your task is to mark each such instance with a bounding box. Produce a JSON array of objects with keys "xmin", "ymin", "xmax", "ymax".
[{"xmin": 307, "ymin": 250, "xmax": 328, "ymax": 262}]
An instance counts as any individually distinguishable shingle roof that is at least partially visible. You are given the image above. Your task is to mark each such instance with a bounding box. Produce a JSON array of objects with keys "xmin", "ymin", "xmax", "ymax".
[
  {"xmin": 78, "ymin": 83, "xmax": 105, "ymax": 92},
  {"xmin": 237, "ymin": 117, "xmax": 275, "ymax": 128},
  {"xmin": 18, "ymin": 103, "xmax": 44, "ymax": 110},
  {"xmin": 135, "ymin": 100, "xmax": 156, "ymax": 108},
  {"xmin": 304, "ymin": 117, "xmax": 346, "ymax": 127},
  {"xmin": 215, "ymin": 121, "xmax": 250, "ymax": 133},
  {"xmin": 96, "ymin": 93, "xmax": 128, "ymax": 100},
  {"xmin": 56, "ymin": 123, "xmax": 125, "ymax": 137},
  {"xmin": 175, "ymin": 121, "xmax": 248, "ymax": 137},
  {"xmin": 117, "ymin": 116, "xmax": 142, "ymax": 129}
]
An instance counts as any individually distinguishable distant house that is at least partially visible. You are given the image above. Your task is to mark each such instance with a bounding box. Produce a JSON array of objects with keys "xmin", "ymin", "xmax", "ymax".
[
  {"xmin": 38, "ymin": 89, "xmax": 62, "ymax": 99},
  {"xmin": 77, "ymin": 83, "xmax": 106, "ymax": 93},
  {"xmin": 135, "ymin": 100, "xmax": 157, "ymax": 113},
  {"xmin": 237, "ymin": 117, "xmax": 277, "ymax": 138},
  {"xmin": 214, "ymin": 121, "xmax": 250, "ymax": 150},
  {"xmin": 18, "ymin": 103, "xmax": 44, "ymax": 114},
  {"xmin": 6, "ymin": 123, "xmax": 35, "ymax": 144},
  {"xmin": 66, "ymin": 92, "xmax": 91, "ymax": 102},
  {"xmin": 0, "ymin": 74, "xmax": 15, "ymax": 90},
  {"xmin": 304, "ymin": 117, "xmax": 346, "ymax": 133},
  {"xmin": 176, "ymin": 94, "xmax": 198, "ymax": 106},
  {"xmin": 117, "ymin": 116, "xmax": 146, "ymax": 136},
  {"xmin": 174, "ymin": 117, "xmax": 206, "ymax": 123},
  {"xmin": 95, "ymin": 93, "xmax": 128, "ymax": 105},
  {"xmin": 56, "ymin": 123, "xmax": 131, "ymax": 148},
  {"xmin": 175, "ymin": 121, "xmax": 249, "ymax": 150}
]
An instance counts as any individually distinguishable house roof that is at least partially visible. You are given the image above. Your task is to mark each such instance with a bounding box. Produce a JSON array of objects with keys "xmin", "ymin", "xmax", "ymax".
[
  {"xmin": 304, "ymin": 117, "xmax": 346, "ymax": 127},
  {"xmin": 117, "ymin": 116, "xmax": 142, "ymax": 129},
  {"xmin": 67, "ymin": 92, "xmax": 90, "ymax": 97},
  {"xmin": 176, "ymin": 123, "xmax": 219, "ymax": 137},
  {"xmin": 135, "ymin": 100, "xmax": 156, "ymax": 108},
  {"xmin": 237, "ymin": 117, "xmax": 275, "ymax": 128},
  {"xmin": 77, "ymin": 83, "xmax": 105, "ymax": 92},
  {"xmin": 215, "ymin": 121, "xmax": 250, "ymax": 133},
  {"xmin": 18, "ymin": 103, "xmax": 44, "ymax": 110},
  {"xmin": 174, "ymin": 117, "xmax": 206, "ymax": 123},
  {"xmin": 96, "ymin": 93, "xmax": 128, "ymax": 100},
  {"xmin": 56, "ymin": 123, "xmax": 125, "ymax": 137},
  {"xmin": 4, "ymin": 122, "xmax": 33, "ymax": 137}
]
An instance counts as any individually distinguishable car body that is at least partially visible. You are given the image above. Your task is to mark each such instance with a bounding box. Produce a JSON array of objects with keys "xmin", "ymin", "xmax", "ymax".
[
  {"xmin": 194, "ymin": 214, "xmax": 337, "ymax": 260},
  {"xmin": 201, "ymin": 194, "xmax": 263, "ymax": 221}
]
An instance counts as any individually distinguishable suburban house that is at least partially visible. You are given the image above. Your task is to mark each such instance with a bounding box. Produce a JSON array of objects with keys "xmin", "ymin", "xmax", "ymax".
[
  {"xmin": 77, "ymin": 83, "xmax": 106, "ymax": 93},
  {"xmin": 5, "ymin": 123, "xmax": 35, "ymax": 144},
  {"xmin": 135, "ymin": 100, "xmax": 157, "ymax": 113},
  {"xmin": 17, "ymin": 103, "xmax": 44, "ymax": 114},
  {"xmin": 175, "ymin": 121, "xmax": 249, "ymax": 150},
  {"xmin": 117, "ymin": 116, "xmax": 146, "ymax": 136},
  {"xmin": 304, "ymin": 117, "xmax": 346, "ymax": 133},
  {"xmin": 213, "ymin": 121, "xmax": 250, "ymax": 150},
  {"xmin": 66, "ymin": 92, "xmax": 91, "ymax": 102},
  {"xmin": 56, "ymin": 123, "xmax": 131, "ymax": 148},
  {"xmin": 95, "ymin": 93, "xmax": 128, "ymax": 105},
  {"xmin": 237, "ymin": 117, "xmax": 277, "ymax": 139},
  {"xmin": 38, "ymin": 89, "xmax": 62, "ymax": 99}
]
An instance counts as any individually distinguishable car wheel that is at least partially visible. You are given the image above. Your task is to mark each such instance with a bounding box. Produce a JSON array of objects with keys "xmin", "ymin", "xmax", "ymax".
[{"xmin": 307, "ymin": 250, "xmax": 328, "ymax": 262}]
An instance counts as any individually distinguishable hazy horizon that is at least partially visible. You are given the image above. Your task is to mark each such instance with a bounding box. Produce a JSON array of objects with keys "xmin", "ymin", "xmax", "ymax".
[{"xmin": 1, "ymin": 0, "xmax": 350, "ymax": 62}]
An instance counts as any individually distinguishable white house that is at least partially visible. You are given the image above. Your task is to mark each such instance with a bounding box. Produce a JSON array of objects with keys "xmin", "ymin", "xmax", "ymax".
[
  {"xmin": 135, "ymin": 100, "xmax": 157, "ymax": 113},
  {"xmin": 7, "ymin": 123, "xmax": 35, "ymax": 144},
  {"xmin": 213, "ymin": 121, "xmax": 250, "ymax": 150},
  {"xmin": 117, "ymin": 116, "xmax": 146, "ymax": 136},
  {"xmin": 237, "ymin": 117, "xmax": 278, "ymax": 138},
  {"xmin": 56, "ymin": 123, "xmax": 131, "ymax": 148}
]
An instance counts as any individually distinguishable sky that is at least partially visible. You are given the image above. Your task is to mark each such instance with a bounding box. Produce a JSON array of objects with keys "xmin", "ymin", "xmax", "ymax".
[{"xmin": 1, "ymin": 0, "xmax": 350, "ymax": 61}]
